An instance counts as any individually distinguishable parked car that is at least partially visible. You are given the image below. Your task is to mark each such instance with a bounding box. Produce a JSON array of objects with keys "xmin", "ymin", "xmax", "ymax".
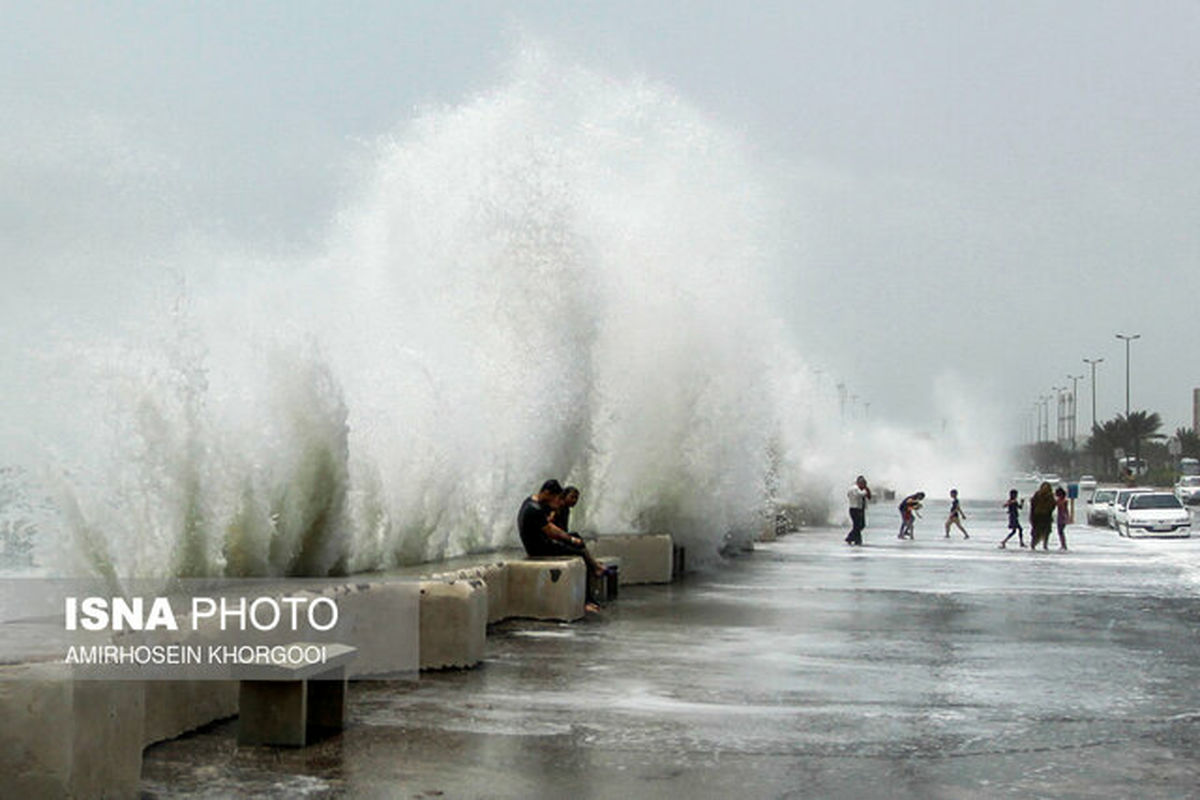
[
  {"xmin": 1086, "ymin": 488, "xmax": 1118, "ymax": 526},
  {"xmin": 1077, "ymin": 475, "xmax": 1097, "ymax": 493},
  {"xmin": 1117, "ymin": 492, "xmax": 1191, "ymax": 538},
  {"xmin": 1174, "ymin": 475, "xmax": 1200, "ymax": 505},
  {"xmin": 1111, "ymin": 488, "xmax": 1155, "ymax": 532}
]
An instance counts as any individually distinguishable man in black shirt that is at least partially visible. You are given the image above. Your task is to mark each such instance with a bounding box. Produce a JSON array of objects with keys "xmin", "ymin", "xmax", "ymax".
[{"xmin": 517, "ymin": 480, "xmax": 605, "ymax": 579}]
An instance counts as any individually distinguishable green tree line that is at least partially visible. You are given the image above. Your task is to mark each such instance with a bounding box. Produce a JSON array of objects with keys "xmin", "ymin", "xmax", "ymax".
[{"xmin": 1017, "ymin": 410, "xmax": 1200, "ymax": 483}]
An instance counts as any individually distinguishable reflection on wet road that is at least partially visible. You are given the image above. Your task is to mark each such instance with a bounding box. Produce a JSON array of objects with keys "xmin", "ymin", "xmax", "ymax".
[{"xmin": 142, "ymin": 520, "xmax": 1200, "ymax": 799}]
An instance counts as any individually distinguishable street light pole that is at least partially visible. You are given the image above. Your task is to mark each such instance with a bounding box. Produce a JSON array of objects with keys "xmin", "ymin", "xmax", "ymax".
[
  {"xmin": 1083, "ymin": 357, "xmax": 1103, "ymax": 434},
  {"xmin": 1067, "ymin": 374, "xmax": 1084, "ymax": 448},
  {"xmin": 1115, "ymin": 333, "xmax": 1140, "ymax": 416},
  {"xmin": 1052, "ymin": 386, "xmax": 1066, "ymax": 444}
]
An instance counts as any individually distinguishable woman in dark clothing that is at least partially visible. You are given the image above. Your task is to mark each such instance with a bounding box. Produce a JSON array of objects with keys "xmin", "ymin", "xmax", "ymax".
[{"xmin": 1029, "ymin": 482, "xmax": 1056, "ymax": 551}]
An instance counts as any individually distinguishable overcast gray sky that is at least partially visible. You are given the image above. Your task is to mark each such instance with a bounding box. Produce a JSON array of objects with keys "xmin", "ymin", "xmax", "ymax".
[{"xmin": 4, "ymin": 1, "xmax": 1198, "ymax": 436}]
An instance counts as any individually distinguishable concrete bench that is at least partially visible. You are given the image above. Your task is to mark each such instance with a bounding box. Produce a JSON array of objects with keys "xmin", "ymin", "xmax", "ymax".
[
  {"xmin": 586, "ymin": 533, "xmax": 677, "ymax": 584},
  {"xmin": 506, "ymin": 558, "xmax": 586, "ymax": 621},
  {"xmin": 313, "ymin": 582, "xmax": 419, "ymax": 678},
  {"xmin": 2, "ymin": 541, "xmax": 653, "ymax": 796},
  {"xmin": 419, "ymin": 579, "xmax": 488, "ymax": 670},
  {"xmin": 412, "ymin": 540, "xmax": 674, "ymax": 669},
  {"xmin": 426, "ymin": 562, "xmax": 509, "ymax": 625},
  {"xmin": 237, "ymin": 643, "xmax": 356, "ymax": 747}
]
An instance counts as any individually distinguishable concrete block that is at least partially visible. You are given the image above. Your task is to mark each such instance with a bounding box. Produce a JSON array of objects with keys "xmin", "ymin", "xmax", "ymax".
[
  {"xmin": 70, "ymin": 678, "xmax": 145, "ymax": 798},
  {"xmin": 0, "ymin": 663, "xmax": 71, "ymax": 798},
  {"xmin": 238, "ymin": 678, "xmax": 308, "ymax": 747},
  {"xmin": 143, "ymin": 680, "xmax": 238, "ymax": 747},
  {"xmin": 466, "ymin": 563, "xmax": 510, "ymax": 624},
  {"xmin": 506, "ymin": 558, "xmax": 585, "ymax": 621},
  {"xmin": 312, "ymin": 582, "xmax": 419, "ymax": 678},
  {"xmin": 0, "ymin": 662, "xmax": 144, "ymax": 800},
  {"xmin": 587, "ymin": 533, "xmax": 676, "ymax": 584},
  {"xmin": 237, "ymin": 644, "xmax": 356, "ymax": 747},
  {"xmin": 419, "ymin": 579, "xmax": 487, "ymax": 670},
  {"xmin": 430, "ymin": 562, "xmax": 510, "ymax": 624},
  {"xmin": 306, "ymin": 669, "xmax": 347, "ymax": 732}
]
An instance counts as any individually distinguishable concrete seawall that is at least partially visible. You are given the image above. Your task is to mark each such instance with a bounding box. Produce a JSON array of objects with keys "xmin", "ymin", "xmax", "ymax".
[{"xmin": 0, "ymin": 532, "xmax": 680, "ymax": 799}]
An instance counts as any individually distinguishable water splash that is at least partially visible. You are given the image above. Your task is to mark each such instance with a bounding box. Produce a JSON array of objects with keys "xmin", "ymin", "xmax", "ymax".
[{"xmin": 5, "ymin": 45, "xmax": 1006, "ymax": 579}]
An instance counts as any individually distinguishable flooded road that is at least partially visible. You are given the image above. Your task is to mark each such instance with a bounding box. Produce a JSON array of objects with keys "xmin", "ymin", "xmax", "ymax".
[{"xmin": 142, "ymin": 514, "xmax": 1200, "ymax": 798}]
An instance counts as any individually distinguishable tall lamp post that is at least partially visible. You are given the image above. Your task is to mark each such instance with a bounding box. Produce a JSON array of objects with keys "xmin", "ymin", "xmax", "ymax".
[
  {"xmin": 1051, "ymin": 386, "xmax": 1066, "ymax": 444},
  {"xmin": 1115, "ymin": 333, "xmax": 1140, "ymax": 416},
  {"xmin": 1066, "ymin": 374, "xmax": 1084, "ymax": 448},
  {"xmin": 1082, "ymin": 357, "xmax": 1103, "ymax": 434}
]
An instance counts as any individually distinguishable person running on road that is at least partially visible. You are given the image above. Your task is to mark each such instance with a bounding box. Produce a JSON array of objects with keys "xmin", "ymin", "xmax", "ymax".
[
  {"xmin": 944, "ymin": 489, "xmax": 969, "ymax": 539},
  {"xmin": 999, "ymin": 489, "xmax": 1025, "ymax": 548},
  {"xmin": 897, "ymin": 491, "xmax": 925, "ymax": 539}
]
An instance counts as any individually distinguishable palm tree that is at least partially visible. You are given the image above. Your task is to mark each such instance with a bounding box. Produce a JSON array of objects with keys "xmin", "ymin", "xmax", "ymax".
[
  {"xmin": 1122, "ymin": 410, "xmax": 1165, "ymax": 466},
  {"xmin": 1086, "ymin": 417, "xmax": 1128, "ymax": 478},
  {"xmin": 1174, "ymin": 427, "xmax": 1200, "ymax": 459}
]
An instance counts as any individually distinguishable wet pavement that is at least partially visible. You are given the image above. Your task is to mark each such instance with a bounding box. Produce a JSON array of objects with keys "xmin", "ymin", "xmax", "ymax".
[{"xmin": 141, "ymin": 509, "xmax": 1200, "ymax": 799}]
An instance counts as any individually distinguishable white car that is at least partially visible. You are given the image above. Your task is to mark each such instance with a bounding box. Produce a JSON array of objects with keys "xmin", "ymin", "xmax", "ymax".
[
  {"xmin": 1110, "ymin": 488, "xmax": 1154, "ymax": 531},
  {"xmin": 1174, "ymin": 475, "xmax": 1200, "ymax": 505},
  {"xmin": 1086, "ymin": 488, "xmax": 1118, "ymax": 526},
  {"xmin": 1118, "ymin": 492, "xmax": 1192, "ymax": 538},
  {"xmin": 1077, "ymin": 475, "xmax": 1097, "ymax": 493}
]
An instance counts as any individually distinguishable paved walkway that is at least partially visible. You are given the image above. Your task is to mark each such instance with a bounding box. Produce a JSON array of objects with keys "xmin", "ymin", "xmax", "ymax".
[{"xmin": 142, "ymin": 520, "xmax": 1200, "ymax": 798}]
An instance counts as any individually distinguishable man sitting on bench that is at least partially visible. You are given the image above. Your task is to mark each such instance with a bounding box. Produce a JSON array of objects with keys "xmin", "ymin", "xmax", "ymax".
[
  {"xmin": 517, "ymin": 479, "xmax": 607, "ymax": 583},
  {"xmin": 552, "ymin": 485, "xmax": 580, "ymax": 535}
]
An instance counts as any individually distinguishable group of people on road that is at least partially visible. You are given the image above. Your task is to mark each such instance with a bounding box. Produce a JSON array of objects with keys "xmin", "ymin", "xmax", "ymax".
[
  {"xmin": 1000, "ymin": 481, "xmax": 1070, "ymax": 550},
  {"xmin": 847, "ymin": 477, "xmax": 1071, "ymax": 550},
  {"xmin": 895, "ymin": 488, "xmax": 968, "ymax": 540}
]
